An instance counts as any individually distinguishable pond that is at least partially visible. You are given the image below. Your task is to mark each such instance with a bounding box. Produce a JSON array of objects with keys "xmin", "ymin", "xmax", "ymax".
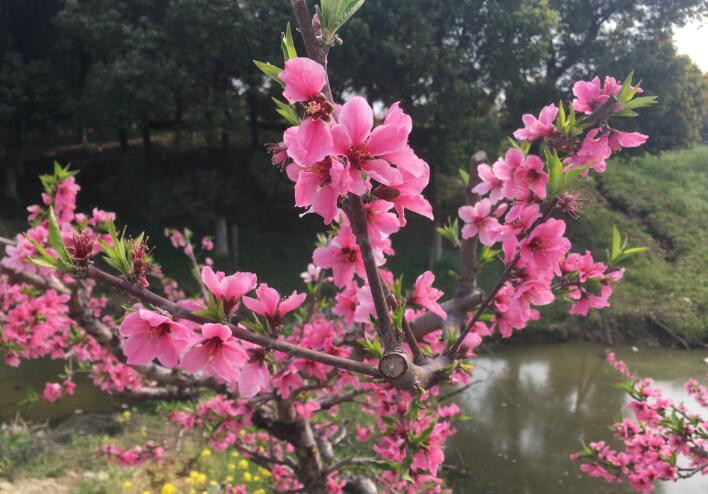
[
  {"xmin": 446, "ymin": 342, "xmax": 708, "ymax": 494},
  {"xmin": 0, "ymin": 358, "xmax": 127, "ymax": 423}
]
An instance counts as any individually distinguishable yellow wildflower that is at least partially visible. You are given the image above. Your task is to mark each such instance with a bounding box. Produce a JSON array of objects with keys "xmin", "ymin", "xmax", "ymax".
[
  {"xmin": 227, "ymin": 463, "xmax": 236, "ymax": 471},
  {"xmin": 226, "ymin": 475, "xmax": 234, "ymax": 483},
  {"xmin": 200, "ymin": 448, "xmax": 212, "ymax": 459},
  {"xmin": 160, "ymin": 484, "xmax": 176, "ymax": 494},
  {"xmin": 238, "ymin": 459, "xmax": 249, "ymax": 470},
  {"xmin": 122, "ymin": 480, "xmax": 133, "ymax": 489},
  {"xmin": 197, "ymin": 473, "xmax": 207, "ymax": 485},
  {"xmin": 243, "ymin": 472, "xmax": 252, "ymax": 482}
]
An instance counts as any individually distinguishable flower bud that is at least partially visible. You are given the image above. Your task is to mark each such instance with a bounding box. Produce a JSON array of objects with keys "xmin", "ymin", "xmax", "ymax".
[{"xmin": 557, "ymin": 192, "xmax": 582, "ymax": 218}]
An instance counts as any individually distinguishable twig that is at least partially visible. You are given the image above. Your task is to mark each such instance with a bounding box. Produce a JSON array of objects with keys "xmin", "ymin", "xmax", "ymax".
[
  {"xmin": 342, "ymin": 195, "xmax": 398, "ymax": 352},
  {"xmin": 87, "ymin": 265, "xmax": 380, "ymax": 377},
  {"xmin": 446, "ymin": 197, "xmax": 558, "ymax": 357},
  {"xmin": 318, "ymin": 389, "xmax": 368, "ymax": 410},
  {"xmin": 326, "ymin": 456, "xmax": 378, "ymax": 474}
]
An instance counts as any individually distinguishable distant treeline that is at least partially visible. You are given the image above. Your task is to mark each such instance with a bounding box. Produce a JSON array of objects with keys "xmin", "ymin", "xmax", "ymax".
[{"xmin": 2, "ymin": 0, "xmax": 707, "ymax": 226}]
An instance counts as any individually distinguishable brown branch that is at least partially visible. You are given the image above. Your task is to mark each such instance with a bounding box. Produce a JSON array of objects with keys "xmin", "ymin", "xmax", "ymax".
[
  {"xmin": 87, "ymin": 265, "xmax": 380, "ymax": 377},
  {"xmin": 341, "ymin": 196, "xmax": 398, "ymax": 353},
  {"xmin": 585, "ymin": 96, "xmax": 619, "ymax": 127},
  {"xmin": 446, "ymin": 197, "xmax": 558, "ymax": 357},
  {"xmin": 126, "ymin": 386, "xmax": 197, "ymax": 400},
  {"xmin": 317, "ymin": 389, "xmax": 367, "ymax": 410},
  {"xmin": 409, "ymin": 291, "xmax": 482, "ymax": 339},
  {"xmin": 184, "ymin": 233, "xmax": 210, "ymax": 302},
  {"xmin": 67, "ymin": 283, "xmax": 225, "ymax": 393},
  {"xmin": 326, "ymin": 457, "xmax": 379, "ymax": 474},
  {"xmin": 1, "ymin": 265, "xmax": 71, "ymax": 294},
  {"xmin": 402, "ymin": 315, "xmax": 427, "ymax": 366},
  {"xmin": 235, "ymin": 442, "xmax": 298, "ymax": 471}
]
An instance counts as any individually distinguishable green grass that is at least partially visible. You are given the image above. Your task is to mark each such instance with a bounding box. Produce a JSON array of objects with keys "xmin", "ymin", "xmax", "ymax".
[
  {"xmin": 541, "ymin": 145, "xmax": 708, "ymax": 340},
  {"xmin": 0, "ymin": 408, "xmax": 273, "ymax": 493}
]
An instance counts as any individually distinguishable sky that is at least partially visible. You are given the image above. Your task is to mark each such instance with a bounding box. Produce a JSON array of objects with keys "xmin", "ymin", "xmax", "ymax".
[{"xmin": 674, "ymin": 19, "xmax": 708, "ymax": 72}]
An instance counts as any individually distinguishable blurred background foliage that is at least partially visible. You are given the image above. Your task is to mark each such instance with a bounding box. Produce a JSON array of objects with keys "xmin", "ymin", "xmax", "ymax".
[{"xmin": 1, "ymin": 0, "xmax": 707, "ymax": 338}]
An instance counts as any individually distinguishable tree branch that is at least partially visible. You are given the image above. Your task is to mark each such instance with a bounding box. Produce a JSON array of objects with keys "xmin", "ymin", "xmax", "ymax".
[
  {"xmin": 446, "ymin": 197, "xmax": 558, "ymax": 357},
  {"xmin": 87, "ymin": 265, "xmax": 380, "ymax": 377}
]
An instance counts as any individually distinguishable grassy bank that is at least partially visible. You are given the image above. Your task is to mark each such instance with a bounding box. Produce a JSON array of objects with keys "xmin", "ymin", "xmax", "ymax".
[{"xmin": 548, "ymin": 145, "xmax": 708, "ymax": 342}]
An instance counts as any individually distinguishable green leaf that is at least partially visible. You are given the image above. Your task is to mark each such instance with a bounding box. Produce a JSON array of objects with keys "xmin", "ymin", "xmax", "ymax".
[
  {"xmin": 458, "ymin": 167, "xmax": 469, "ymax": 186},
  {"xmin": 317, "ymin": 0, "xmax": 366, "ymax": 43},
  {"xmin": 436, "ymin": 217, "xmax": 460, "ymax": 248},
  {"xmin": 47, "ymin": 207, "xmax": 74, "ymax": 271},
  {"xmin": 624, "ymin": 95, "xmax": 658, "ymax": 110},
  {"xmin": 617, "ymin": 72, "xmax": 635, "ymax": 103},
  {"xmin": 622, "ymin": 247, "xmax": 649, "ymax": 256},
  {"xmin": 272, "ymin": 97, "xmax": 301, "ymax": 125},
  {"xmin": 27, "ymin": 257, "xmax": 59, "ymax": 269},
  {"xmin": 611, "ymin": 225, "xmax": 621, "ymax": 260},
  {"xmin": 356, "ymin": 334, "xmax": 384, "ymax": 358},
  {"xmin": 27, "ymin": 237, "xmax": 58, "ymax": 268},
  {"xmin": 478, "ymin": 245, "xmax": 500, "ymax": 264},
  {"xmin": 280, "ymin": 22, "xmax": 297, "ymax": 61},
  {"xmin": 544, "ymin": 147, "xmax": 563, "ymax": 196},
  {"xmin": 253, "ymin": 60, "xmax": 283, "ymax": 84}
]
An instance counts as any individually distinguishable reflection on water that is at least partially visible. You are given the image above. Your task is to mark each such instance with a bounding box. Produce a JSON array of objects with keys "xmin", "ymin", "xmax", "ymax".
[
  {"xmin": 0, "ymin": 357, "xmax": 126, "ymax": 423},
  {"xmin": 446, "ymin": 343, "xmax": 708, "ymax": 494}
]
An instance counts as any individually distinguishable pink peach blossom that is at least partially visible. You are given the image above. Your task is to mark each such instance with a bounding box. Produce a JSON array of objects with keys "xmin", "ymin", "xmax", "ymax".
[
  {"xmin": 242, "ymin": 283, "xmax": 306, "ymax": 327},
  {"xmin": 119, "ymin": 309, "xmax": 192, "ymax": 368},
  {"xmin": 180, "ymin": 323, "xmax": 247, "ymax": 381},
  {"xmin": 458, "ymin": 199, "xmax": 501, "ymax": 246},
  {"xmin": 409, "ymin": 271, "xmax": 446, "ymax": 320},
  {"xmin": 513, "ymin": 103, "xmax": 558, "ymax": 141}
]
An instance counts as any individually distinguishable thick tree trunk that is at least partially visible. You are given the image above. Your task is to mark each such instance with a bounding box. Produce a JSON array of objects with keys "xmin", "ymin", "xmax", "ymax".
[
  {"xmin": 118, "ymin": 128, "xmax": 128, "ymax": 150},
  {"xmin": 252, "ymin": 401, "xmax": 328, "ymax": 494},
  {"xmin": 3, "ymin": 122, "xmax": 23, "ymax": 217},
  {"xmin": 173, "ymin": 97, "xmax": 183, "ymax": 150},
  {"xmin": 141, "ymin": 118, "xmax": 151, "ymax": 157},
  {"xmin": 229, "ymin": 223, "xmax": 239, "ymax": 268},
  {"xmin": 214, "ymin": 214, "xmax": 230, "ymax": 261},
  {"xmin": 427, "ymin": 161, "xmax": 442, "ymax": 268},
  {"xmin": 3, "ymin": 159, "xmax": 21, "ymax": 216},
  {"xmin": 248, "ymin": 89, "xmax": 260, "ymax": 149}
]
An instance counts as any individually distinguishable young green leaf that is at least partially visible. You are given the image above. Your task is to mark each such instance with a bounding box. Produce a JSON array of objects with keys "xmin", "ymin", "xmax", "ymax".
[
  {"xmin": 281, "ymin": 22, "xmax": 297, "ymax": 61},
  {"xmin": 272, "ymin": 97, "xmax": 301, "ymax": 125},
  {"xmin": 253, "ymin": 60, "xmax": 283, "ymax": 84}
]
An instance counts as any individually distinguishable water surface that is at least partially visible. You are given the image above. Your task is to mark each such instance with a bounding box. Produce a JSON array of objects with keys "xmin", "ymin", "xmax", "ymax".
[{"xmin": 447, "ymin": 343, "xmax": 708, "ymax": 494}]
